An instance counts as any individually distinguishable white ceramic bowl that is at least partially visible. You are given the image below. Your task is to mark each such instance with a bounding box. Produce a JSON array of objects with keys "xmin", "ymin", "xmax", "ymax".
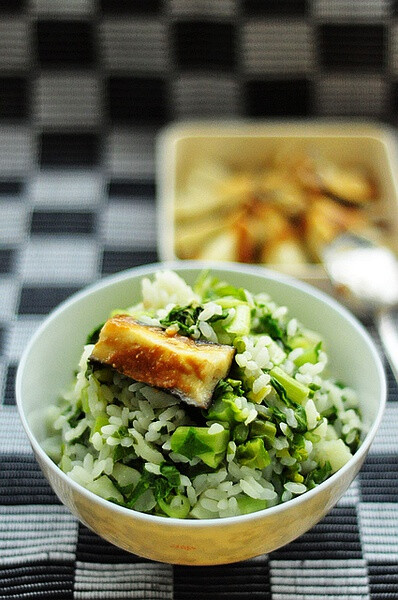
[{"xmin": 16, "ymin": 262, "xmax": 386, "ymax": 565}]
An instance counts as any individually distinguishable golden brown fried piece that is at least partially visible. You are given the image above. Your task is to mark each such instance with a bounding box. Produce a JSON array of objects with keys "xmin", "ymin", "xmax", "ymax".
[{"xmin": 90, "ymin": 316, "xmax": 235, "ymax": 409}]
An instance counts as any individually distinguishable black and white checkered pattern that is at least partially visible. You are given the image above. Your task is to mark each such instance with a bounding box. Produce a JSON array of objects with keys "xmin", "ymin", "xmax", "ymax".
[{"xmin": 1, "ymin": 1, "xmax": 398, "ymax": 598}]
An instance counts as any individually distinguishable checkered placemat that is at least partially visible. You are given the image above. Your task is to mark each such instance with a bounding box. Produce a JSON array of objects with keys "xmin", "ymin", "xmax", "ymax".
[{"xmin": 1, "ymin": 1, "xmax": 398, "ymax": 598}]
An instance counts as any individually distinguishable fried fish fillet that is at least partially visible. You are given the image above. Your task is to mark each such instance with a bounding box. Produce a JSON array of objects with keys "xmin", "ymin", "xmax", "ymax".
[{"xmin": 90, "ymin": 316, "xmax": 235, "ymax": 409}]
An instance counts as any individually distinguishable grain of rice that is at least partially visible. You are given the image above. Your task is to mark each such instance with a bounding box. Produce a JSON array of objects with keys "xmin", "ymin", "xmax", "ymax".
[
  {"xmin": 145, "ymin": 463, "xmax": 161, "ymax": 475},
  {"xmin": 180, "ymin": 475, "xmax": 191, "ymax": 487},
  {"xmin": 273, "ymin": 437, "xmax": 289, "ymax": 450},
  {"xmin": 83, "ymin": 453, "xmax": 94, "ymax": 471},
  {"xmin": 217, "ymin": 498, "xmax": 229, "ymax": 511},
  {"xmin": 47, "ymin": 269, "xmax": 362, "ymax": 520},
  {"xmin": 281, "ymin": 489, "xmax": 293, "ymax": 502},
  {"xmin": 159, "ymin": 406, "xmax": 179, "ymax": 422},
  {"xmin": 64, "ymin": 420, "xmax": 88, "ymax": 442},
  {"xmin": 272, "ymin": 306, "xmax": 288, "ymax": 319},
  {"xmin": 285, "ymin": 408, "xmax": 298, "ymax": 428},
  {"xmin": 201, "ymin": 498, "xmax": 219, "ymax": 512},
  {"xmin": 305, "ymin": 398, "xmax": 320, "ymax": 430},
  {"xmin": 208, "ymin": 423, "xmax": 225, "ymax": 434},
  {"xmin": 289, "ymin": 347, "xmax": 304, "ymax": 362},
  {"xmin": 140, "ymin": 386, "xmax": 178, "ymax": 407},
  {"xmin": 120, "ymin": 437, "xmax": 134, "ymax": 447},
  {"xmin": 287, "ymin": 318, "xmax": 298, "ymax": 337},
  {"xmin": 145, "ymin": 430, "xmax": 161, "ymax": 442},
  {"xmin": 169, "ymin": 452, "xmax": 190, "ymax": 463},
  {"xmin": 187, "ymin": 485, "xmax": 197, "ymax": 506},
  {"xmin": 107, "ymin": 405, "xmax": 122, "ymax": 418},
  {"xmin": 280, "ymin": 455, "xmax": 296, "ymax": 466},
  {"xmin": 106, "ymin": 435, "xmax": 121, "ymax": 446},
  {"xmin": 199, "ymin": 302, "xmax": 222, "ymax": 321},
  {"xmin": 199, "ymin": 320, "xmax": 217, "ymax": 342},
  {"xmin": 284, "ymin": 481, "xmax": 307, "ymax": 494},
  {"xmin": 253, "ymin": 373, "xmax": 270, "ymax": 394},
  {"xmin": 345, "ymin": 430, "xmax": 357, "ymax": 444},
  {"xmin": 204, "ymin": 488, "xmax": 224, "ymax": 501},
  {"xmin": 91, "ymin": 432, "xmax": 103, "ymax": 451}
]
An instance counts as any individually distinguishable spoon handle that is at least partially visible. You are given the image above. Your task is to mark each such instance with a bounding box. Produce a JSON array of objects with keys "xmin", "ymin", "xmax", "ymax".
[{"xmin": 375, "ymin": 308, "xmax": 398, "ymax": 384}]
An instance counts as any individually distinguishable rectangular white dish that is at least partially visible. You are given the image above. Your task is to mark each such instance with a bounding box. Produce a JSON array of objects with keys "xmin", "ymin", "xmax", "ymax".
[{"xmin": 156, "ymin": 119, "xmax": 398, "ymax": 294}]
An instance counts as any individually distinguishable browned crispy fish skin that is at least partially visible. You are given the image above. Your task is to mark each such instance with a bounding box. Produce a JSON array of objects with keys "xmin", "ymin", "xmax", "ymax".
[{"xmin": 90, "ymin": 316, "xmax": 235, "ymax": 409}]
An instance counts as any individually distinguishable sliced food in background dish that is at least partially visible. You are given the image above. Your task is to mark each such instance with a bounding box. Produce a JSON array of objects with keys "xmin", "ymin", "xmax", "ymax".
[{"xmin": 173, "ymin": 144, "xmax": 383, "ymax": 265}]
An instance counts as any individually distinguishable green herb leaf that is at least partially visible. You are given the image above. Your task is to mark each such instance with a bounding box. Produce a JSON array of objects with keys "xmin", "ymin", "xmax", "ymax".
[
  {"xmin": 305, "ymin": 461, "xmax": 332, "ymax": 489},
  {"xmin": 86, "ymin": 322, "xmax": 105, "ymax": 345},
  {"xmin": 255, "ymin": 313, "xmax": 290, "ymax": 349},
  {"xmin": 236, "ymin": 438, "xmax": 271, "ymax": 469},
  {"xmin": 160, "ymin": 303, "xmax": 202, "ymax": 335}
]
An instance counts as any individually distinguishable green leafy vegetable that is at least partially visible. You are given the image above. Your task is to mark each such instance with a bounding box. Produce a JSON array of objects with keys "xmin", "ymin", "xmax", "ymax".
[
  {"xmin": 236, "ymin": 438, "xmax": 271, "ymax": 469},
  {"xmin": 160, "ymin": 303, "xmax": 202, "ymax": 335},
  {"xmin": 194, "ymin": 272, "xmax": 247, "ymax": 303},
  {"xmin": 270, "ymin": 366, "xmax": 309, "ymax": 405},
  {"xmin": 305, "ymin": 461, "xmax": 332, "ymax": 489},
  {"xmin": 236, "ymin": 495, "xmax": 268, "ymax": 514},
  {"xmin": 294, "ymin": 341, "xmax": 323, "ymax": 367},
  {"xmin": 170, "ymin": 426, "xmax": 230, "ymax": 468},
  {"xmin": 249, "ymin": 419, "xmax": 277, "ymax": 447},
  {"xmin": 232, "ymin": 423, "xmax": 249, "ymax": 444},
  {"xmin": 270, "ymin": 376, "xmax": 308, "ymax": 433},
  {"xmin": 124, "ymin": 461, "xmax": 188, "ymax": 517},
  {"xmin": 159, "ymin": 302, "xmax": 227, "ymax": 336},
  {"xmin": 205, "ymin": 379, "xmax": 250, "ymax": 427},
  {"xmin": 86, "ymin": 322, "xmax": 105, "ymax": 345},
  {"xmin": 255, "ymin": 313, "xmax": 290, "ymax": 348},
  {"xmin": 67, "ymin": 408, "xmax": 84, "ymax": 429}
]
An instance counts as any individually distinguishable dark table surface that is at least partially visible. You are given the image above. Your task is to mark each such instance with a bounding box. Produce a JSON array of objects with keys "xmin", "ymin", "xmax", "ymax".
[{"xmin": 1, "ymin": 2, "xmax": 398, "ymax": 599}]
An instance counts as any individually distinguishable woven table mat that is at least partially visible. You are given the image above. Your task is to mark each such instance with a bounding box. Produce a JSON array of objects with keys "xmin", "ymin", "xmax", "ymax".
[{"xmin": 1, "ymin": 2, "xmax": 398, "ymax": 598}]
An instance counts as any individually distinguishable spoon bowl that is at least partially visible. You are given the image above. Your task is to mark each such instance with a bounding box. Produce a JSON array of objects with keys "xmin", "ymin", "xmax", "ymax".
[{"xmin": 322, "ymin": 232, "xmax": 398, "ymax": 382}]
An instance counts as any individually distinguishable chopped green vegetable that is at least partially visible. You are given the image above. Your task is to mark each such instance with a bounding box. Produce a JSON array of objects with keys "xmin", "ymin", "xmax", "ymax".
[
  {"xmin": 86, "ymin": 322, "xmax": 105, "ymax": 345},
  {"xmin": 170, "ymin": 426, "xmax": 230, "ymax": 468},
  {"xmin": 158, "ymin": 494, "xmax": 190, "ymax": 519},
  {"xmin": 112, "ymin": 463, "xmax": 140, "ymax": 488},
  {"xmin": 236, "ymin": 438, "xmax": 270, "ymax": 469},
  {"xmin": 205, "ymin": 378, "xmax": 248, "ymax": 426},
  {"xmin": 270, "ymin": 366, "xmax": 309, "ymax": 404},
  {"xmin": 255, "ymin": 313, "xmax": 290, "ymax": 348},
  {"xmin": 250, "ymin": 420, "xmax": 277, "ymax": 447},
  {"xmin": 294, "ymin": 341, "xmax": 322, "ymax": 367},
  {"xmin": 89, "ymin": 412, "xmax": 108, "ymax": 441},
  {"xmin": 160, "ymin": 303, "xmax": 202, "ymax": 336},
  {"xmin": 160, "ymin": 463, "xmax": 181, "ymax": 488},
  {"xmin": 236, "ymin": 495, "xmax": 268, "ymax": 514},
  {"xmin": 225, "ymin": 304, "xmax": 251, "ymax": 336},
  {"xmin": 305, "ymin": 461, "xmax": 332, "ymax": 489},
  {"xmin": 233, "ymin": 423, "xmax": 249, "ymax": 444},
  {"xmin": 160, "ymin": 302, "xmax": 227, "ymax": 336},
  {"xmin": 87, "ymin": 475, "xmax": 124, "ymax": 503}
]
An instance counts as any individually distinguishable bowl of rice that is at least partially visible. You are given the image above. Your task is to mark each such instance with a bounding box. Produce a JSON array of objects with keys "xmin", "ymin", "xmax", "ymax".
[{"xmin": 16, "ymin": 262, "xmax": 386, "ymax": 565}]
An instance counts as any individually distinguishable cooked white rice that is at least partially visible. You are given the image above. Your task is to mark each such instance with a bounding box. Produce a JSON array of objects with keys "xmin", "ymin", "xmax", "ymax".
[{"xmin": 43, "ymin": 270, "xmax": 363, "ymax": 520}]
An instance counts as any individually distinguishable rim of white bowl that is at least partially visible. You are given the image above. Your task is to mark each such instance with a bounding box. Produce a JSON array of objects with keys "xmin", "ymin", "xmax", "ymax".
[{"xmin": 16, "ymin": 260, "xmax": 387, "ymax": 529}]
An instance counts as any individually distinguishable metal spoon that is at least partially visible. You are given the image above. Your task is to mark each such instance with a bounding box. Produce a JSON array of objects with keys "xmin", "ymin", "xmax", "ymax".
[{"xmin": 322, "ymin": 232, "xmax": 398, "ymax": 383}]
